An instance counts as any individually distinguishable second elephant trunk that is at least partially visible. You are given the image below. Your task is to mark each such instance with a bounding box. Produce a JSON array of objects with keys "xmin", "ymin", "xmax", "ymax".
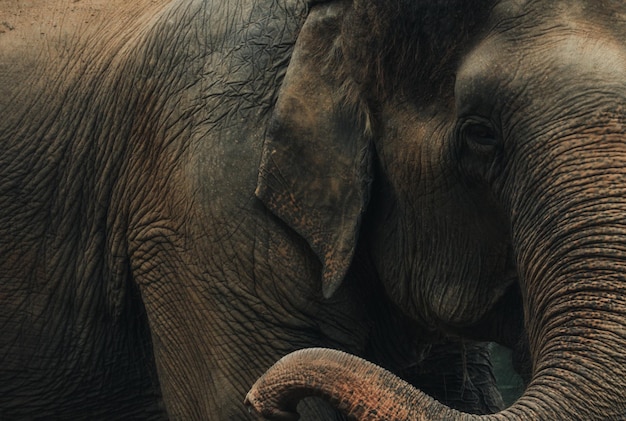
[{"xmin": 245, "ymin": 347, "xmax": 468, "ymax": 420}]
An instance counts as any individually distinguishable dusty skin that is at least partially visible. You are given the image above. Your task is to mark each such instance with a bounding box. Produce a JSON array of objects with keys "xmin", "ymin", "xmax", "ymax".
[
  {"xmin": 2, "ymin": 1, "xmax": 507, "ymax": 418},
  {"xmin": 0, "ymin": 0, "xmax": 168, "ymax": 107}
]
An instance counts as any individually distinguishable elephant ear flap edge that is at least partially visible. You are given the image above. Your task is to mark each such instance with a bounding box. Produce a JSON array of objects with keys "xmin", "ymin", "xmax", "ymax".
[
  {"xmin": 255, "ymin": 2, "xmax": 373, "ymax": 299},
  {"xmin": 255, "ymin": 118, "xmax": 372, "ymax": 299}
]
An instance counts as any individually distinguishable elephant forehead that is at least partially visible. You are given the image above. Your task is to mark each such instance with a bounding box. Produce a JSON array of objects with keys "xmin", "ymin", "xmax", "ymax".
[
  {"xmin": 459, "ymin": 31, "xmax": 626, "ymax": 83},
  {"xmin": 548, "ymin": 33, "xmax": 626, "ymax": 82},
  {"xmin": 455, "ymin": 9, "xmax": 626, "ymax": 115},
  {"xmin": 493, "ymin": 1, "xmax": 626, "ymax": 80}
]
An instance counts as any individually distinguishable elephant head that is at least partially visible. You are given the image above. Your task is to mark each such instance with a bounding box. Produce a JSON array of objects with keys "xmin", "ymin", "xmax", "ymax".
[
  {"xmin": 250, "ymin": 0, "xmax": 626, "ymax": 419},
  {"xmin": 257, "ymin": 0, "xmax": 514, "ymax": 329}
]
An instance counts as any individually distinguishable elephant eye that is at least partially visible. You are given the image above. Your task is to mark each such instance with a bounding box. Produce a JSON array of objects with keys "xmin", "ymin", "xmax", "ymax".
[{"xmin": 460, "ymin": 120, "xmax": 500, "ymax": 154}]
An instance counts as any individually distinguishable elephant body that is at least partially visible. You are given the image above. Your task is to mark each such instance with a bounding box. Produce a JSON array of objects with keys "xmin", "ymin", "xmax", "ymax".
[{"xmin": 1, "ymin": 1, "xmax": 504, "ymax": 419}]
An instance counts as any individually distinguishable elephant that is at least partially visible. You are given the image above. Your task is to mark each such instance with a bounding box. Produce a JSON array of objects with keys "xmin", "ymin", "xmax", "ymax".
[
  {"xmin": 0, "ymin": 0, "xmax": 515, "ymax": 419},
  {"xmin": 245, "ymin": 0, "xmax": 626, "ymax": 420}
]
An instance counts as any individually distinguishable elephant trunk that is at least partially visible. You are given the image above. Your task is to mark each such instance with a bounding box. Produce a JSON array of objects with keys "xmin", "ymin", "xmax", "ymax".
[
  {"xmin": 246, "ymin": 320, "xmax": 626, "ymax": 420},
  {"xmin": 246, "ymin": 347, "xmax": 547, "ymax": 420},
  {"xmin": 495, "ymin": 129, "xmax": 626, "ymax": 419},
  {"xmin": 246, "ymin": 282, "xmax": 626, "ymax": 419}
]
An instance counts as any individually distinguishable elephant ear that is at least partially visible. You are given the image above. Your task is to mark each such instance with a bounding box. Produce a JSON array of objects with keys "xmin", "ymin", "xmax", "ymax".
[{"xmin": 256, "ymin": 3, "xmax": 372, "ymax": 299}]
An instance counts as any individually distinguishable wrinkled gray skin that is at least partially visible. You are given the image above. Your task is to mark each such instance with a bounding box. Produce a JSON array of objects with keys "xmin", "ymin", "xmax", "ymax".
[{"xmin": 0, "ymin": 1, "xmax": 508, "ymax": 420}]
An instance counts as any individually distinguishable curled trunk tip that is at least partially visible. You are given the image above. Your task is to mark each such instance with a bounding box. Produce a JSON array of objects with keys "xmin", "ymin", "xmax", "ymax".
[{"xmin": 246, "ymin": 347, "xmax": 466, "ymax": 421}]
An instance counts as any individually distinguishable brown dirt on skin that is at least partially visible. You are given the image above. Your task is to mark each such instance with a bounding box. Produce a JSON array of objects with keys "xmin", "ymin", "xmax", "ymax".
[
  {"xmin": 0, "ymin": 0, "xmax": 170, "ymax": 43},
  {"xmin": 0, "ymin": 0, "xmax": 171, "ymax": 107}
]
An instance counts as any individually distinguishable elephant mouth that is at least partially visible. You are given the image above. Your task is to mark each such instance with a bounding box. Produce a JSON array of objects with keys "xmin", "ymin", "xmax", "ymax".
[
  {"xmin": 442, "ymin": 269, "xmax": 524, "ymax": 351},
  {"xmin": 461, "ymin": 245, "xmax": 520, "ymax": 334}
]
